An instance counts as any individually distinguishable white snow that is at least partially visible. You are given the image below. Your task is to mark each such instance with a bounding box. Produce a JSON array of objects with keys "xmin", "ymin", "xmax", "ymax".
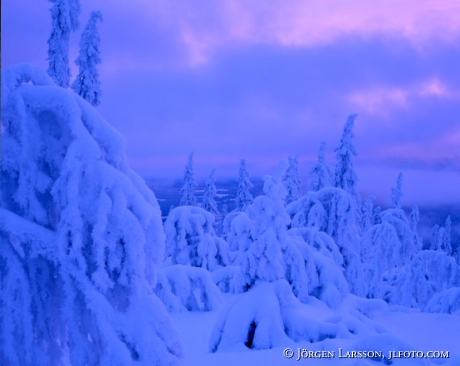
[{"xmin": 172, "ymin": 294, "xmax": 460, "ymax": 365}]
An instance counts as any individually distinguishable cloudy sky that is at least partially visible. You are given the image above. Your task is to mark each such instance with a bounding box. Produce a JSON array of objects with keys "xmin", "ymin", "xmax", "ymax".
[{"xmin": 3, "ymin": 0, "xmax": 460, "ymax": 207}]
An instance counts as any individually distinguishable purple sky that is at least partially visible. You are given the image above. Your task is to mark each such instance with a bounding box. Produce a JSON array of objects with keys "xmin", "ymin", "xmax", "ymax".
[{"xmin": 3, "ymin": 0, "xmax": 460, "ymax": 207}]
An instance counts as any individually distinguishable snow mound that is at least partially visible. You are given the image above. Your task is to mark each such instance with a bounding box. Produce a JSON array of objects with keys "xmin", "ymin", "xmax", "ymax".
[
  {"xmin": 424, "ymin": 287, "xmax": 460, "ymax": 314},
  {"xmin": 209, "ymin": 281, "xmax": 387, "ymax": 353},
  {"xmin": 156, "ymin": 265, "xmax": 223, "ymax": 312},
  {"xmin": 209, "ymin": 281, "xmax": 293, "ymax": 352}
]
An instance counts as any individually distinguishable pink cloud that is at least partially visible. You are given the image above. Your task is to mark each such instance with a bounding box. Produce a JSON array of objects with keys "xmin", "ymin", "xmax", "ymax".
[
  {"xmin": 347, "ymin": 79, "xmax": 460, "ymax": 116},
  {"xmin": 141, "ymin": 0, "xmax": 460, "ymax": 65}
]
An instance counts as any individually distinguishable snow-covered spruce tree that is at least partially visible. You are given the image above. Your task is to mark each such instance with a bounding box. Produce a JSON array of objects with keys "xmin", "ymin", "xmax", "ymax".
[
  {"xmin": 210, "ymin": 163, "xmax": 298, "ymax": 351},
  {"xmin": 390, "ymin": 172, "xmax": 404, "ymax": 209},
  {"xmin": 209, "ymin": 164, "xmax": 383, "ymax": 352},
  {"xmin": 217, "ymin": 203, "xmax": 228, "ymax": 236},
  {"xmin": 383, "ymin": 209, "xmax": 419, "ymax": 262},
  {"xmin": 286, "ymin": 227, "xmax": 350, "ymax": 308},
  {"xmin": 391, "ymin": 250, "xmax": 460, "ymax": 309},
  {"xmin": 286, "ymin": 187, "xmax": 364, "ymax": 295},
  {"xmin": 179, "ymin": 152, "xmax": 197, "ymax": 206},
  {"xmin": 373, "ymin": 206, "xmax": 383, "ymax": 224},
  {"xmin": 233, "ymin": 163, "xmax": 291, "ymax": 288},
  {"xmin": 361, "ymin": 195, "xmax": 375, "ymax": 233},
  {"xmin": 0, "ymin": 64, "xmax": 182, "ymax": 365},
  {"xmin": 425, "ymin": 287, "xmax": 460, "ymax": 314},
  {"xmin": 155, "ymin": 264, "xmax": 224, "ymax": 312},
  {"xmin": 202, "ymin": 168, "xmax": 219, "ymax": 215},
  {"xmin": 410, "ymin": 205, "xmax": 422, "ymax": 251},
  {"xmin": 334, "ymin": 114, "xmax": 360, "ymax": 203},
  {"xmin": 159, "ymin": 206, "xmax": 230, "ymax": 311},
  {"xmin": 442, "ymin": 216, "xmax": 452, "ymax": 255},
  {"xmin": 309, "ymin": 141, "xmax": 333, "ymax": 191},
  {"xmin": 282, "ymin": 155, "xmax": 302, "ymax": 205},
  {"xmin": 430, "ymin": 224, "xmax": 441, "ymax": 250},
  {"xmin": 164, "ymin": 206, "xmax": 229, "ymax": 271},
  {"xmin": 410, "ymin": 205, "xmax": 419, "ymax": 232},
  {"xmin": 361, "ymin": 208, "xmax": 416, "ymax": 299},
  {"xmin": 235, "ymin": 159, "xmax": 254, "ymax": 211},
  {"xmin": 71, "ymin": 10, "xmax": 103, "ymax": 106},
  {"xmin": 47, "ymin": 0, "xmax": 80, "ymax": 87}
]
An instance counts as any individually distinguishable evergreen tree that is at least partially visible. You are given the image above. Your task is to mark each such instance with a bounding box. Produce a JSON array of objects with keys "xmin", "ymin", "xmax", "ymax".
[
  {"xmin": 334, "ymin": 114, "xmax": 360, "ymax": 202},
  {"xmin": 391, "ymin": 172, "xmax": 404, "ymax": 209},
  {"xmin": 164, "ymin": 206, "xmax": 229, "ymax": 271},
  {"xmin": 431, "ymin": 224, "xmax": 441, "ymax": 250},
  {"xmin": 373, "ymin": 206, "xmax": 382, "ymax": 225},
  {"xmin": 0, "ymin": 64, "xmax": 182, "ymax": 365},
  {"xmin": 309, "ymin": 141, "xmax": 333, "ymax": 191},
  {"xmin": 235, "ymin": 159, "xmax": 253, "ymax": 211},
  {"xmin": 442, "ymin": 216, "xmax": 452, "ymax": 255},
  {"xmin": 410, "ymin": 205, "xmax": 420, "ymax": 233},
  {"xmin": 362, "ymin": 195, "xmax": 375, "ymax": 232},
  {"xmin": 410, "ymin": 205, "xmax": 422, "ymax": 251},
  {"xmin": 202, "ymin": 169, "xmax": 219, "ymax": 215},
  {"xmin": 47, "ymin": 0, "xmax": 81, "ymax": 87},
  {"xmin": 180, "ymin": 152, "xmax": 197, "ymax": 206},
  {"xmin": 71, "ymin": 11, "xmax": 103, "ymax": 106},
  {"xmin": 218, "ymin": 203, "xmax": 228, "ymax": 236},
  {"xmin": 282, "ymin": 156, "xmax": 303, "ymax": 205}
]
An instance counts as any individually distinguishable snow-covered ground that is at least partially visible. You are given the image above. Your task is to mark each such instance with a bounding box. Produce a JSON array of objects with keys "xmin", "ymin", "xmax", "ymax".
[{"xmin": 172, "ymin": 299, "xmax": 460, "ymax": 366}]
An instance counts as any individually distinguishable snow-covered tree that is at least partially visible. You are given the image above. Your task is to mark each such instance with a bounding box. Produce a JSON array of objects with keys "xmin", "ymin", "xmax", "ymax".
[
  {"xmin": 202, "ymin": 169, "xmax": 218, "ymax": 215},
  {"xmin": 309, "ymin": 141, "xmax": 333, "ymax": 191},
  {"xmin": 362, "ymin": 195, "xmax": 375, "ymax": 233},
  {"xmin": 425, "ymin": 287, "xmax": 460, "ymax": 314},
  {"xmin": 71, "ymin": 10, "xmax": 103, "ymax": 106},
  {"xmin": 160, "ymin": 206, "xmax": 232, "ymax": 311},
  {"xmin": 234, "ymin": 166, "xmax": 291, "ymax": 286},
  {"xmin": 430, "ymin": 224, "xmax": 441, "ymax": 250},
  {"xmin": 410, "ymin": 205, "xmax": 420, "ymax": 233},
  {"xmin": 0, "ymin": 64, "xmax": 182, "ymax": 365},
  {"xmin": 47, "ymin": 0, "xmax": 81, "ymax": 87},
  {"xmin": 442, "ymin": 216, "xmax": 452, "ymax": 255},
  {"xmin": 180, "ymin": 152, "xmax": 197, "ymax": 206},
  {"xmin": 361, "ymin": 209, "xmax": 416, "ymax": 299},
  {"xmin": 155, "ymin": 265, "xmax": 223, "ymax": 312},
  {"xmin": 410, "ymin": 205, "xmax": 422, "ymax": 252},
  {"xmin": 286, "ymin": 228, "xmax": 349, "ymax": 307},
  {"xmin": 282, "ymin": 156, "xmax": 303, "ymax": 205},
  {"xmin": 217, "ymin": 203, "xmax": 228, "ymax": 236},
  {"xmin": 392, "ymin": 250, "xmax": 460, "ymax": 309},
  {"xmin": 209, "ymin": 164, "xmax": 383, "ymax": 352},
  {"xmin": 334, "ymin": 114, "xmax": 360, "ymax": 203},
  {"xmin": 164, "ymin": 206, "xmax": 229, "ymax": 271},
  {"xmin": 390, "ymin": 172, "xmax": 404, "ymax": 209},
  {"xmin": 286, "ymin": 187, "xmax": 364, "ymax": 295},
  {"xmin": 373, "ymin": 206, "xmax": 382, "ymax": 225},
  {"xmin": 235, "ymin": 159, "xmax": 253, "ymax": 211}
]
